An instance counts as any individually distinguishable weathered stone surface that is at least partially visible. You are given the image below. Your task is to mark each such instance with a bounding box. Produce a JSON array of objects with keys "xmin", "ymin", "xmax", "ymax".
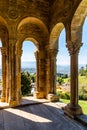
[{"xmin": 0, "ymin": 0, "xmax": 86, "ymax": 119}]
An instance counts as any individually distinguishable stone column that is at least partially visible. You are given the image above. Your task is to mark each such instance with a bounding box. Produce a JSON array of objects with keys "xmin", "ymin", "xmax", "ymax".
[
  {"xmin": 65, "ymin": 41, "xmax": 83, "ymax": 118},
  {"xmin": 0, "ymin": 47, "xmax": 7, "ymax": 102},
  {"xmin": 34, "ymin": 50, "xmax": 46, "ymax": 98},
  {"xmin": 6, "ymin": 46, "xmax": 9, "ymax": 103},
  {"xmin": 48, "ymin": 49, "xmax": 59, "ymax": 102},
  {"xmin": 15, "ymin": 48, "xmax": 22, "ymax": 102},
  {"xmin": 8, "ymin": 39, "xmax": 19, "ymax": 107},
  {"xmin": 34, "ymin": 50, "xmax": 39, "ymax": 92},
  {"xmin": 45, "ymin": 56, "xmax": 51, "ymax": 98}
]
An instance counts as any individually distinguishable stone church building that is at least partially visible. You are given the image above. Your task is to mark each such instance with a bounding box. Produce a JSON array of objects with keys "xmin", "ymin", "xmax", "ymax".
[{"xmin": 0, "ymin": 0, "xmax": 87, "ymax": 118}]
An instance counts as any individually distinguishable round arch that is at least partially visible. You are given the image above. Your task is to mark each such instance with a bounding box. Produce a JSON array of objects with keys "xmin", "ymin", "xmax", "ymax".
[
  {"xmin": 17, "ymin": 17, "xmax": 49, "ymax": 44},
  {"xmin": 49, "ymin": 22, "xmax": 65, "ymax": 49},
  {"xmin": 16, "ymin": 35, "xmax": 39, "ymax": 51},
  {"xmin": 71, "ymin": 0, "xmax": 87, "ymax": 42},
  {"xmin": 0, "ymin": 16, "xmax": 9, "ymax": 47},
  {"xmin": 18, "ymin": 17, "xmax": 49, "ymax": 35}
]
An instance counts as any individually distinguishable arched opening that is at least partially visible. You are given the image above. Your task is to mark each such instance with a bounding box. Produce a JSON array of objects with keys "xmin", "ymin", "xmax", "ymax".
[
  {"xmin": 0, "ymin": 40, "xmax": 2, "ymax": 99},
  {"xmin": 63, "ymin": 0, "xmax": 87, "ymax": 117},
  {"xmin": 48, "ymin": 23, "xmax": 70, "ymax": 102},
  {"xmin": 78, "ymin": 17, "xmax": 87, "ymax": 114},
  {"xmin": 70, "ymin": 0, "xmax": 87, "ymax": 115},
  {"xmin": 56, "ymin": 29, "xmax": 70, "ymax": 102},
  {"xmin": 21, "ymin": 40, "xmax": 37, "ymax": 97}
]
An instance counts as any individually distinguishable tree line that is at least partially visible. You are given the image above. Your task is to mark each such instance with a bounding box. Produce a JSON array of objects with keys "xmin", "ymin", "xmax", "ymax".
[{"xmin": 21, "ymin": 71, "xmax": 36, "ymax": 95}]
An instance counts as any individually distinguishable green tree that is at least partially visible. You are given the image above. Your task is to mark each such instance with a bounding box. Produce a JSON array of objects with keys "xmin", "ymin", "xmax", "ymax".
[
  {"xmin": 79, "ymin": 66, "xmax": 85, "ymax": 76},
  {"xmin": 31, "ymin": 73, "xmax": 36, "ymax": 83},
  {"xmin": 57, "ymin": 77, "xmax": 64, "ymax": 85},
  {"xmin": 85, "ymin": 64, "xmax": 87, "ymax": 77},
  {"xmin": 21, "ymin": 71, "xmax": 31, "ymax": 95}
]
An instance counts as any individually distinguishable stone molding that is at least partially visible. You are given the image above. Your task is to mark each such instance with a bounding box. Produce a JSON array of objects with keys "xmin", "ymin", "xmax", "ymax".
[
  {"xmin": 66, "ymin": 41, "xmax": 83, "ymax": 55},
  {"xmin": 0, "ymin": 47, "xmax": 7, "ymax": 56}
]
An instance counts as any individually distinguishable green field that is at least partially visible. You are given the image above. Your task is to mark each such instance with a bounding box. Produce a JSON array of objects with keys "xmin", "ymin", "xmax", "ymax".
[
  {"xmin": 79, "ymin": 75, "xmax": 87, "ymax": 85},
  {"xmin": 60, "ymin": 99, "xmax": 87, "ymax": 114},
  {"xmin": 63, "ymin": 75, "xmax": 87, "ymax": 85}
]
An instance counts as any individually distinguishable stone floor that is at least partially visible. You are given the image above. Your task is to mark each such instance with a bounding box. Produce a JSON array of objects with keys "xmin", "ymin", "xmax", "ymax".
[{"xmin": 0, "ymin": 98, "xmax": 86, "ymax": 130}]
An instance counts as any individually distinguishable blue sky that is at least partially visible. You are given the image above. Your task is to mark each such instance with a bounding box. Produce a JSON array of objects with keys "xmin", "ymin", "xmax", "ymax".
[
  {"xmin": 22, "ymin": 17, "xmax": 87, "ymax": 66},
  {"xmin": 21, "ymin": 41, "xmax": 36, "ymax": 62},
  {"xmin": 0, "ymin": 17, "xmax": 87, "ymax": 66}
]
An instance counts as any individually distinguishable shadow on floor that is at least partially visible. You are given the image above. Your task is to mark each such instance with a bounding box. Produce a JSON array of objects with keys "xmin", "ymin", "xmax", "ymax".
[{"xmin": 0, "ymin": 97, "xmax": 86, "ymax": 130}]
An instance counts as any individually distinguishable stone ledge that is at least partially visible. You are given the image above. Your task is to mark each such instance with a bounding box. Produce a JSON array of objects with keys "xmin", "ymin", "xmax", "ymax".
[
  {"xmin": 1, "ymin": 97, "xmax": 6, "ymax": 102},
  {"xmin": 64, "ymin": 103, "xmax": 83, "ymax": 119},
  {"xmin": 48, "ymin": 93, "xmax": 59, "ymax": 102},
  {"xmin": 34, "ymin": 91, "xmax": 45, "ymax": 99},
  {"xmin": 75, "ymin": 114, "xmax": 87, "ymax": 126},
  {"xmin": 9, "ymin": 100, "xmax": 19, "ymax": 107}
]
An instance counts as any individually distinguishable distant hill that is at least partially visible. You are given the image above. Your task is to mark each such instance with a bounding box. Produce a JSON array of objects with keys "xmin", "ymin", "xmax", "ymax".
[
  {"xmin": 21, "ymin": 61, "xmax": 70, "ymax": 74},
  {"xmin": 21, "ymin": 62, "xmax": 86, "ymax": 74},
  {"xmin": 0, "ymin": 62, "xmax": 86, "ymax": 76},
  {"xmin": 57, "ymin": 65, "xmax": 70, "ymax": 74}
]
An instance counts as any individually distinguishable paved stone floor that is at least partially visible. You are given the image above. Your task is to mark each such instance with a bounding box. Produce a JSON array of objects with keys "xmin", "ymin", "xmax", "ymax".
[{"xmin": 0, "ymin": 101, "xmax": 86, "ymax": 130}]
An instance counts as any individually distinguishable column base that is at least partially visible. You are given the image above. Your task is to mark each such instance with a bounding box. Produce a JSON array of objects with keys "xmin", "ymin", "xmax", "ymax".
[
  {"xmin": 64, "ymin": 103, "xmax": 83, "ymax": 118},
  {"xmin": 34, "ymin": 91, "xmax": 45, "ymax": 99},
  {"xmin": 9, "ymin": 100, "xmax": 19, "ymax": 107},
  {"xmin": 1, "ymin": 96, "xmax": 6, "ymax": 102},
  {"xmin": 47, "ymin": 93, "xmax": 59, "ymax": 102}
]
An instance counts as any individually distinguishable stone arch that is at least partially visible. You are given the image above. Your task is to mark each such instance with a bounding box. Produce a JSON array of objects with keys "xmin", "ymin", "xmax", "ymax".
[
  {"xmin": 47, "ymin": 23, "xmax": 66, "ymax": 101},
  {"xmin": 71, "ymin": 0, "xmax": 87, "ymax": 43},
  {"xmin": 17, "ymin": 17, "xmax": 49, "ymax": 46},
  {"xmin": 49, "ymin": 22, "xmax": 65, "ymax": 49},
  {"xmin": 64, "ymin": 0, "xmax": 87, "ymax": 117},
  {"xmin": 15, "ymin": 17, "xmax": 50, "ymax": 101},
  {"xmin": 0, "ymin": 16, "xmax": 9, "ymax": 47},
  {"xmin": 16, "ymin": 35, "xmax": 39, "ymax": 51},
  {"xmin": 15, "ymin": 34, "xmax": 47, "ymax": 101},
  {"xmin": 0, "ymin": 16, "xmax": 8, "ymax": 27},
  {"xmin": 0, "ymin": 16, "xmax": 9, "ymax": 103}
]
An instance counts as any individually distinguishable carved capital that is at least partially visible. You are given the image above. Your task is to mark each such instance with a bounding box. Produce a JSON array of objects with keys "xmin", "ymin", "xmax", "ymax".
[
  {"xmin": 0, "ymin": 47, "xmax": 7, "ymax": 56},
  {"xmin": 16, "ymin": 49, "xmax": 22, "ymax": 57},
  {"xmin": 66, "ymin": 41, "xmax": 83, "ymax": 55}
]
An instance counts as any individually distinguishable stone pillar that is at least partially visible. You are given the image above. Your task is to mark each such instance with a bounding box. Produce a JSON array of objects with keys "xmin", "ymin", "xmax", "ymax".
[
  {"xmin": 6, "ymin": 46, "xmax": 9, "ymax": 103},
  {"xmin": 64, "ymin": 41, "xmax": 83, "ymax": 118},
  {"xmin": 15, "ymin": 48, "xmax": 22, "ymax": 102},
  {"xmin": 34, "ymin": 50, "xmax": 39, "ymax": 92},
  {"xmin": 8, "ymin": 39, "xmax": 19, "ymax": 107},
  {"xmin": 45, "ymin": 57, "xmax": 51, "ymax": 98},
  {"xmin": 0, "ymin": 47, "xmax": 7, "ymax": 102},
  {"xmin": 48, "ymin": 49, "xmax": 59, "ymax": 102},
  {"xmin": 34, "ymin": 50, "xmax": 46, "ymax": 98}
]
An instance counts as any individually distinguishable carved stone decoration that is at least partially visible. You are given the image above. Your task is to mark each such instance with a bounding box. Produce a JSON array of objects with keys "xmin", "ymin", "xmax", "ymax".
[
  {"xmin": 0, "ymin": 47, "xmax": 7, "ymax": 56},
  {"xmin": 9, "ymin": 0, "xmax": 16, "ymax": 6},
  {"xmin": 66, "ymin": 41, "xmax": 83, "ymax": 55},
  {"xmin": 8, "ymin": 9, "xmax": 18, "ymax": 19}
]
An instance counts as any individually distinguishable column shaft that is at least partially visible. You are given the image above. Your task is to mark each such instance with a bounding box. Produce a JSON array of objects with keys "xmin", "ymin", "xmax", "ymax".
[
  {"xmin": 1, "ymin": 48, "xmax": 7, "ymax": 102},
  {"xmin": 9, "ymin": 39, "xmax": 19, "ymax": 106},
  {"xmin": 70, "ymin": 53, "xmax": 78, "ymax": 106},
  {"xmin": 34, "ymin": 50, "xmax": 46, "ymax": 98},
  {"xmin": 47, "ymin": 49, "xmax": 59, "ymax": 102},
  {"xmin": 34, "ymin": 51, "xmax": 39, "ymax": 92},
  {"xmin": 15, "ymin": 49, "xmax": 22, "ymax": 102},
  {"xmin": 65, "ymin": 42, "xmax": 83, "ymax": 118}
]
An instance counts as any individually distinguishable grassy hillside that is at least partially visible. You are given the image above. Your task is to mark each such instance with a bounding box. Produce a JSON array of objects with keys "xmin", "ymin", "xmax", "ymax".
[{"xmin": 79, "ymin": 75, "xmax": 87, "ymax": 85}]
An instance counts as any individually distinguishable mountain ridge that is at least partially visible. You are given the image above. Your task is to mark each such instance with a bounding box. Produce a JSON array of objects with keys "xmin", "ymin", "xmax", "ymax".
[
  {"xmin": 21, "ymin": 61, "xmax": 86, "ymax": 74},
  {"xmin": 0, "ymin": 61, "xmax": 86, "ymax": 75}
]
